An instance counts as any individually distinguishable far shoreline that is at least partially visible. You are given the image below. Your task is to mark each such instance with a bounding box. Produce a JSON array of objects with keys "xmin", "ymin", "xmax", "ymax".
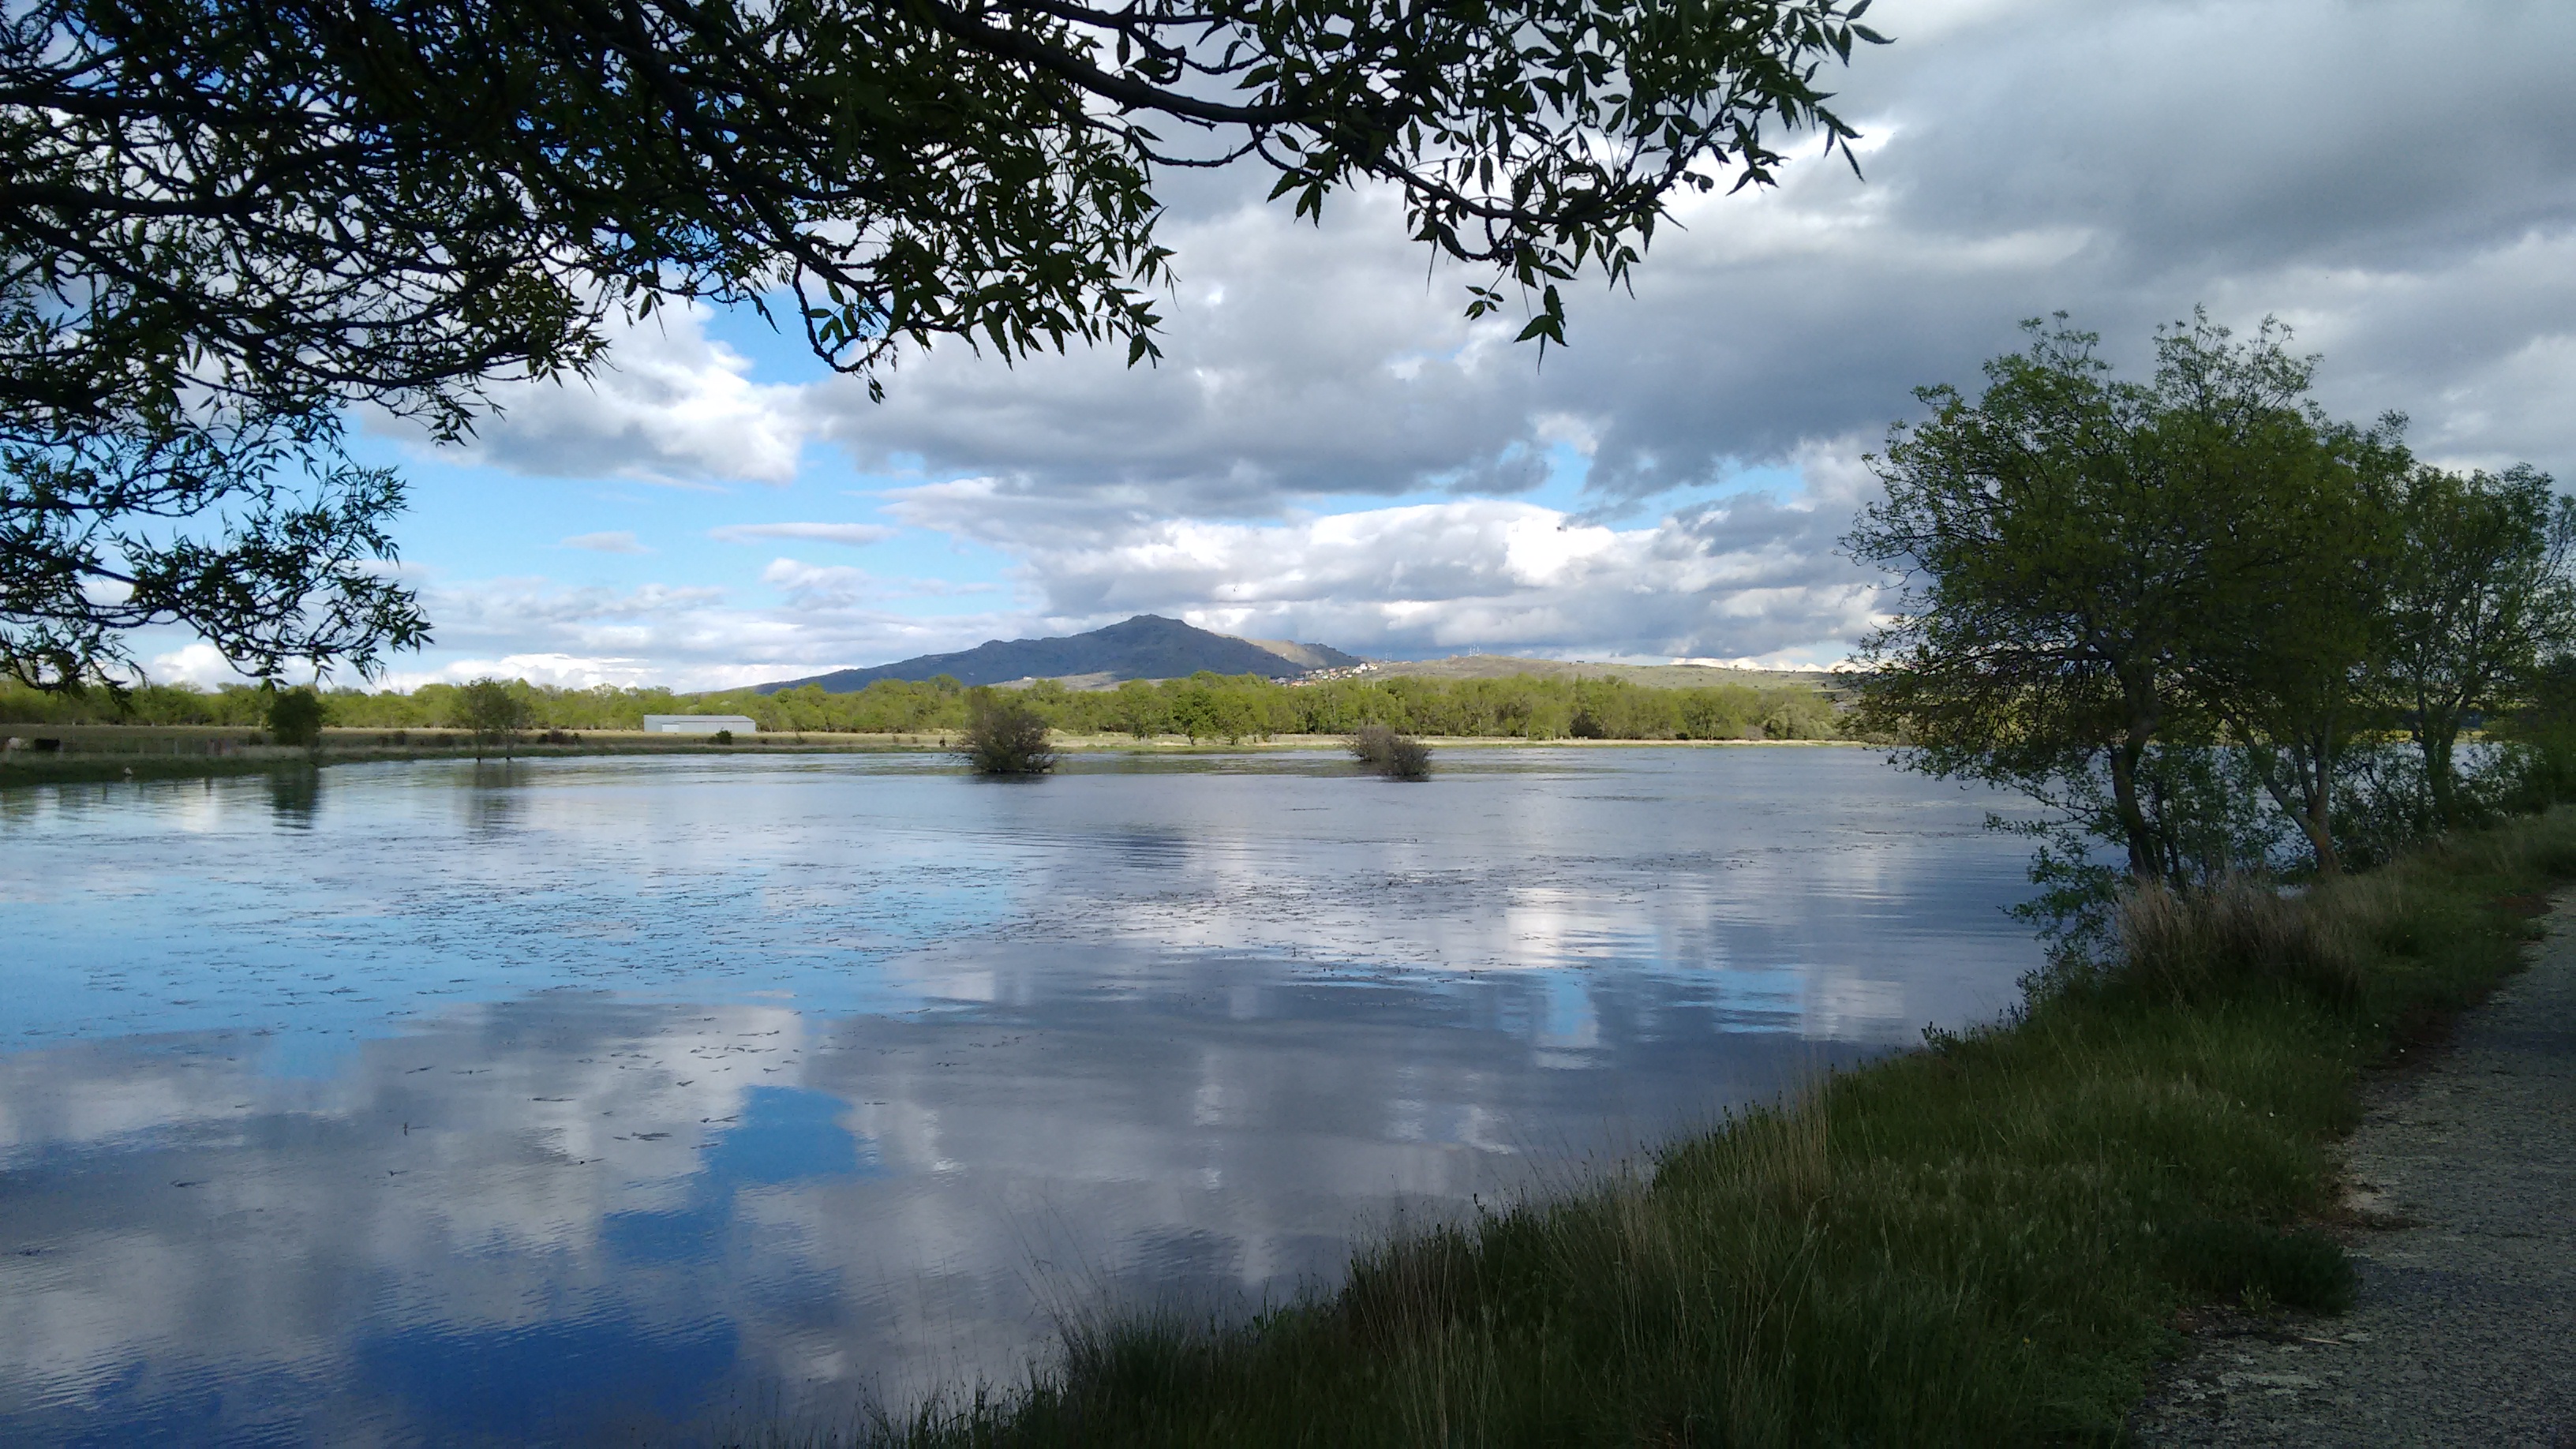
[{"xmin": 0, "ymin": 727, "xmax": 1877, "ymax": 789}]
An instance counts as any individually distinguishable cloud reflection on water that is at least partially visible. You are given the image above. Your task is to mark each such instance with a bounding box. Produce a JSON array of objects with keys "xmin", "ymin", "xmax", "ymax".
[{"xmin": 0, "ymin": 749, "xmax": 2042, "ymax": 1443}]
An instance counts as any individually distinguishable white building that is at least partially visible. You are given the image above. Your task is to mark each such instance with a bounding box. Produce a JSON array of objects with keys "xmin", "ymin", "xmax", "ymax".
[{"xmin": 640, "ymin": 714, "xmax": 759, "ymax": 735}]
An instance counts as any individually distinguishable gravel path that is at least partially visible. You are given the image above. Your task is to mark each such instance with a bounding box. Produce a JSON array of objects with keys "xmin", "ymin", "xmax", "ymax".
[{"xmin": 2129, "ymin": 890, "xmax": 2576, "ymax": 1447}]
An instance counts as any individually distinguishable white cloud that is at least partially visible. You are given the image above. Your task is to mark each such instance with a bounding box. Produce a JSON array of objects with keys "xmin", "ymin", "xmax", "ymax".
[
  {"xmin": 148, "ymin": 641, "xmax": 250, "ymax": 688},
  {"xmin": 710, "ymin": 522, "xmax": 898, "ymax": 548},
  {"xmin": 559, "ymin": 530, "xmax": 650, "ymax": 554},
  {"xmin": 376, "ymin": 653, "xmax": 673, "ymax": 691},
  {"xmin": 373, "ymin": 304, "xmax": 814, "ymax": 486},
  {"xmin": 379, "ymin": 571, "xmax": 1041, "ymax": 691},
  {"xmin": 888, "ymin": 441, "xmax": 1883, "ymax": 661},
  {"xmin": 758, "ymin": 557, "xmax": 873, "ymax": 605}
]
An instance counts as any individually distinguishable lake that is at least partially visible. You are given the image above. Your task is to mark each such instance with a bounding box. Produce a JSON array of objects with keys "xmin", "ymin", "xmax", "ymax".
[{"xmin": 0, "ymin": 747, "xmax": 2043, "ymax": 1445}]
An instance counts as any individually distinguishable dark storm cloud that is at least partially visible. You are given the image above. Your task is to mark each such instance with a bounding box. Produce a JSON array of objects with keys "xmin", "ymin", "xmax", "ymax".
[
  {"xmin": 813, "ymin": 0, "xmax": 2576, "ymax": 518},
  {"xmin": 1537, "ymin": 0, "xmax": 2576, "ymax": 505}
]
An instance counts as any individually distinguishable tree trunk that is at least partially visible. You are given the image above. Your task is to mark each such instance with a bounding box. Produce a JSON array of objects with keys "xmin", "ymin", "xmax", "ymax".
[
  {"xmin": 2421, "ymin": 713, "xmax": 2461, "ymax": 831},
  {"xmin": 2301, "ymin": 749, "xmax": 2341, "ymax": 878},
  {"xmin": 2246, "ymin": 738, "xmax": 2340, "ymax": 878},
  {"xmin": 2109, "ymin": 734, "xmax": 2161, "ymax": 882}
]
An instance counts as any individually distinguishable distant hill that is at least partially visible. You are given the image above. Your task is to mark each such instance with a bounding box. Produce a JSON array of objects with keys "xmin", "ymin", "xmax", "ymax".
[
  {"xmin": 1364, "ymin": 655, "xmax": 1845, "ymax": 693},
  {"xmin": 754, "ymin": 615, "xmax": 1363, "ymax": 694},
  {"xmin": 1236, "ymin": 638, "xmax": 1357, "ymax": 670}
]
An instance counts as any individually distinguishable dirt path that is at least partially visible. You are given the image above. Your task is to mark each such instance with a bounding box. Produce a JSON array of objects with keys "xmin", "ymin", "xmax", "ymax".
[{"xmin": 2129, "ymin": 891, "xmax": 2576, "ymax": 1447}]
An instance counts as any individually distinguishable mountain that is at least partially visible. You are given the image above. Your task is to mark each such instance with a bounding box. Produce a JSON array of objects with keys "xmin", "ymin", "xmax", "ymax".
[
  {"xmin": 1366, "ymin": 656, "xmax": 1839, "ymax": 690},
  {"xmin": 754, "ymin": 615, "xmax": 1363, "ymax": 694},
  {"xmin": 1236, "ymin": 637, "xmax": 1365, "ymax": 670}
]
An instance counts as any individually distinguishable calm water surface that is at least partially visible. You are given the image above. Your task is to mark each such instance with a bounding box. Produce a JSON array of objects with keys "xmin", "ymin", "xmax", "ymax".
[{"xmin": 0, "ymin": 747, "xmax": 2041, "ymax": 1444}]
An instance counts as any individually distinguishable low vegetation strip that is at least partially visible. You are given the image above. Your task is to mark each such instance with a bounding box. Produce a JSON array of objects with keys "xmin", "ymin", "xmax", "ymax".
[
  {"xmin": 789, "ymin": 812, "xmax": 2576, "ymax": 1448},
  {"xmin": 0, "ymin": 728, "xmax": 1837, "ymax": 791},
  {"xmin": 0, "ymin": 668, "xmax": 1844, "ymax": 745}
]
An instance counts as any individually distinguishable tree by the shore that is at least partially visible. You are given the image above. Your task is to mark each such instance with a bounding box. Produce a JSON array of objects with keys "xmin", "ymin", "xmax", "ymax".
[
  {"xmin": 1848, "ymin": 312, "xmax": 2576, "ymax": 933},
  {"xmin": 449, "ymin": 679, "xmax": 533, "ymax": 762}
]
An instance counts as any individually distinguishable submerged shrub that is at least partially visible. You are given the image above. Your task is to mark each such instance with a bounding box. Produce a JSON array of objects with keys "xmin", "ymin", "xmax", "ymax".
[
  {"xmin": 960, "ymin": 697, "xmax": 1057, "ymax": 776},
  {"xmin": 1348, "ymin": 723, "xmax": 1432, "ymax": 780}
]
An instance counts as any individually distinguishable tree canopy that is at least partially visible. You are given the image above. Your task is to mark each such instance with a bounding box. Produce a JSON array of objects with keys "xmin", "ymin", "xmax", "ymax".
[
  {"xmin": 1845, "ymin": 316, "xmax": 2372, "ymax": 880},
  {"xmin": 2376, "ymin": 463, "xmax": 2576, "ymax": 829},
  {"xmin": 1849, "ymin": 313, "xmax": 2576, "ymax": 939},
  {"xmin": 2, "ymin": 0, "xmax": 1883, "ymax": 689},
  {"xmin": 449, "ymin": 675, "xmax": 534, "ymax": 759}
]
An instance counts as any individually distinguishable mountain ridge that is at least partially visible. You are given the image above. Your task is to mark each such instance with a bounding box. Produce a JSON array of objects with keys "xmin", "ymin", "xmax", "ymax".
[{"xmin": 753, "ymin": 615, "xmax": 1362, "ymax": 694}]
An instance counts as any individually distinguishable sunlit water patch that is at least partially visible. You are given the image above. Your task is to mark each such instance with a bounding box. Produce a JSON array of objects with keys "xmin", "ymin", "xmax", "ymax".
[{"xmin": 0, "ymin": 747, "xmax": 2042, "ymax": 1444}]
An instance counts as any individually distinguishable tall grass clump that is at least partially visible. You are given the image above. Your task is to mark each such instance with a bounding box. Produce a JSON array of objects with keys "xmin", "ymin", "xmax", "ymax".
[
  {"xmin": 960, "ymin": 696, "xmax": 1056, "ymax": 777},
  {"xmin": 1348, "ymin": 723, "xmax": 1432, "ymax": 780},
  {"xmin": 2098, "ymin": 874, "xmax": 2361, "ymax": 1006},
  {"xmin": 791, "ymin": 808, "xmax": 2576, "ymax": 1449}
]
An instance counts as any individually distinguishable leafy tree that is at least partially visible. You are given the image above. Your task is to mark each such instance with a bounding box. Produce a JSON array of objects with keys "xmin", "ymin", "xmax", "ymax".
[
  {"xmin": 1994, "ymin": 742, "xmax": 2297, "ymax": 955},
  {"xmin": 1168, "ymin": 675, "xmax": 1260, "ymax": 743},
  {"xmin": 2, "ymin": 409, "xmax": 432, "ymax": 689},
  {"xmin": 1847, "ymin": 315, "xmax": 2394, "ymax": 882},
  {"xmin": 2490, "ymin": 654, "xmax": 2576, "ymax": 814},
  {"xmin": 449, "ymin": 677, "xmax": 531, "ymax": 761},
  {"xmin": 21, "ymin": 667, "xmax": 1858, "ymax": 744},
  {"xmin": 1853, "ymin": 320, "xmax": 2237, "ymax": 882},
  {"xmin": 3, "ymin": 0, "xmax": 1883, "ymax": 686},
  {"xmin": 1109, "ymin": 679, "xmax": 1170, "ymax": 740},
  {"xmin": 1758, "ymin": 687, "xmax": 1840, "ymax": 739},
  {"xmin": 2376, "ymin": 464, "xmax": 2576, "ymax": 829},
  {"xmin": 264, "ymin": 685, "xmax": 325, "ymax": 752},
  {"xmin": 2155, "ymin": 324, "xmax": 2411, "ymax": 877}
]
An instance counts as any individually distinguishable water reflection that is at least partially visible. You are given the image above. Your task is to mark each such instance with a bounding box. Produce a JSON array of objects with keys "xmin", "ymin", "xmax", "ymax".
[
  {"xmin": 264, "ymin": 766, "xmax": 320, "ymax": 829},
  {"xmin": 0, "ymin": 748, "xmax": 2043, "ymax": 1444}
]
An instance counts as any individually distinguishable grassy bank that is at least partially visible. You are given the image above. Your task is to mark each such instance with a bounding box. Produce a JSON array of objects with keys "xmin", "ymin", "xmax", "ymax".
[{"xmin": 801, "ymin": 812, "xmax": 2576, "ymax": 1447}]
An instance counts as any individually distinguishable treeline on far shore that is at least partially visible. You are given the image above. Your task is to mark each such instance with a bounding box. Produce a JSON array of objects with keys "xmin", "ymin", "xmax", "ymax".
[{"xmin": 0, "ymin": 671, "xmax": 1844, "ymax": 744}]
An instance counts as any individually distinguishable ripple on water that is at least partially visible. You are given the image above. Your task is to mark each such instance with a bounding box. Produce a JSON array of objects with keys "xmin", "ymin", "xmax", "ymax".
[{"xmin": 0, "ymin": 747, "xmax": 2044, "ymax": 1443}]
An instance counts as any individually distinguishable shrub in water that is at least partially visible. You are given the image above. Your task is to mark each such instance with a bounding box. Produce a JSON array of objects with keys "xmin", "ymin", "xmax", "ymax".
[
  {"xmin": 1347, "ymin": 724, "xmax": 1432, "ymax": 781},
  {"xmin": 961, "ymin": 698, "xmax": 1057, "ymax": 776}
]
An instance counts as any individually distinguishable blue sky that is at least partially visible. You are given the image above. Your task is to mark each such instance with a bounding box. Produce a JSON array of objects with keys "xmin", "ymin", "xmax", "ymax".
[{"xmin": 140, "ymin": 0, "xmax": 2576, "ymax": 692}]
